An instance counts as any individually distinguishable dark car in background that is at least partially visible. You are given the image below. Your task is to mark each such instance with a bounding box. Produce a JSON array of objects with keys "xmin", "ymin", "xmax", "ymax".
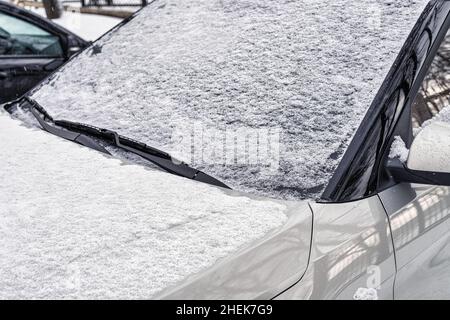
[{"xmin": 0, "ymin": 1, "xmax": 89, "ymax": 103}]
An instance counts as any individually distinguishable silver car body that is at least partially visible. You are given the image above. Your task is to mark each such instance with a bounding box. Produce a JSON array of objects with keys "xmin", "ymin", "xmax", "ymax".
[
  {"xmin": 158, "ymin": 183, "xmax": 450, "ymax": 300},
  {"xmin": 158, "ymin": 196, "xmax": 396, "ymax": 300}
]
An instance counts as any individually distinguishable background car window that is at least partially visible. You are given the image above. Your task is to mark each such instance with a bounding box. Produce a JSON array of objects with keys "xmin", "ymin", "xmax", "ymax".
[
  {"xmin": 0, "ymin": 12, "xmax": 63, "ymax": 56},
  {"xmin": 412, "ymin": 29, "xmax": 450, "ymax": 128}
]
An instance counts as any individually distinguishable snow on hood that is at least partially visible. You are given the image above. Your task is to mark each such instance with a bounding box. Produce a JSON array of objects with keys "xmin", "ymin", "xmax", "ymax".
[
  {"xmin": 0, "ymin": 113, "xmax": 288, "ymax": 299},
  {"xmin": 31, "ymin": 0, "xmax": 429, "ymax": 200}
]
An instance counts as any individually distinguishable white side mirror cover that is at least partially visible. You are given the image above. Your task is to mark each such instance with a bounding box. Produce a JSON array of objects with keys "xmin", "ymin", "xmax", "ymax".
[{"xmin": 408, "ymin": 121, "xmax": 450, "ymax": 173}]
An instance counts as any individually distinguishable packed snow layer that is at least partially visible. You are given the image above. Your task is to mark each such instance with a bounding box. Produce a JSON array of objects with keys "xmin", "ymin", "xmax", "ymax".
[
  {"xmin": 408, "ymin": 121, "xmax": 450, "ymax": 172},
  {"xmin": 31, "ymin": 0, "xmax": 429, "ymax": 200},
  {"xmin": 0, "ymin": 113, "xmax": 288, "ymax": 299}
]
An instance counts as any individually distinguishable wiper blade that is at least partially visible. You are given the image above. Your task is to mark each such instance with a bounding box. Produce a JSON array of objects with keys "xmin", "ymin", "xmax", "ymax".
[
  {"xmin": 29, "ymin": 106, "xmax": 111, "ymax": 155},
  {"xmin": 55, "ymin": 119, "xmax": 231, "ymax": 189},
  {"xmin": 15, "ymin": 97, "xmax": 231, "ymax": 190}
]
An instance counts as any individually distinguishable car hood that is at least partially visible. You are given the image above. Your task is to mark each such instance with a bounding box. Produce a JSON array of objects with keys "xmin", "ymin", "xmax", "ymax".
[
  {"xmin": 0, "ymin": 112, "xmax": 312, "ymax": 299},
  {"xmin": 156, "ymin": 200, "xmax": 312, "ymax": 299}
]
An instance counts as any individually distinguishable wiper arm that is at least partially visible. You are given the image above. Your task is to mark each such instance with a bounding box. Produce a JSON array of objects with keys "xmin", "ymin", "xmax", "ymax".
[
  {"xmin": 29, "ymin": 106, "xmax": 111, "ymax": 155},
  {"xmin": 55, "ymin": 119, "xmax": 231, "ymax": 189},
  {"xmin": 15, "ymin": 97, "xmax": 230, "ymax": 190}
]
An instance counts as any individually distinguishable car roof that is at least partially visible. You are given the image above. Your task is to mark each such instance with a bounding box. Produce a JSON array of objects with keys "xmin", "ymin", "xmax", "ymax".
[{"xmin": 29, "ymin": 0, "xmax": 430, "ymax": 201}]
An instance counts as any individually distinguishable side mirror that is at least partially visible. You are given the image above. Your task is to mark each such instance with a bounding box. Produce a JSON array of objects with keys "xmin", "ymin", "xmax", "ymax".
[{"xmin": 387, "ymin": 121, "xmax": 450, "ymax": 186}]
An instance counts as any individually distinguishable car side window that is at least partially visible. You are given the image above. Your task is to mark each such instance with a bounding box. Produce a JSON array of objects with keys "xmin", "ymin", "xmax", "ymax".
[
  {"xmin": 0, "ymin": 11, "xmax": 63, "ymax": 57},
  {"xmin": 411, "ymin": 28, "xmax": 450, "ymax": 129}
]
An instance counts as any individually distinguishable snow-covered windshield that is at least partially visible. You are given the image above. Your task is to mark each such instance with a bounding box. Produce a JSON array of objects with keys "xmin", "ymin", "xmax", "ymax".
[{"xmin": 29, "ymin": 0, "xmax": 428, "ymax": 200}]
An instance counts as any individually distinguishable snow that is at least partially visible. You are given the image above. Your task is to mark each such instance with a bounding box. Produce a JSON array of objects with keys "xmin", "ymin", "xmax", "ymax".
[
  {"xmin": 408, "ymin": 121, "xmax": 450, "ymax": 173},
  {"xmin": 389, "ymin": 136, "xmax": 409, "ymax": 163},
  {"xmin": 30, "ymin": 8, "xmax": 122, "ymax": 41},
  {"xmin": 0, "ymin": 112, "xmax": 288, "ymax": 299},
  {"xmin": 29, "ymin": 0, "xmax": 429, "ymax": 200}
]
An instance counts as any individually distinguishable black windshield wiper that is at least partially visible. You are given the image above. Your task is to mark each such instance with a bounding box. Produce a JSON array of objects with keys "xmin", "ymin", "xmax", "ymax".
[
  {"xmin": 28, "ymin": 105, "xmax": 111, "ymax": 155},
  {"xmin": 14, "ymin": 97, "xmax": 231, "ymax": 190}
]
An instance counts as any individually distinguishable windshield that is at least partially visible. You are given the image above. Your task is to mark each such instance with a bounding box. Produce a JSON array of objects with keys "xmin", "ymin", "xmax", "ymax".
[{"xmin": 28, "ymin": 0, "xmax": 428, "ymax": 200}]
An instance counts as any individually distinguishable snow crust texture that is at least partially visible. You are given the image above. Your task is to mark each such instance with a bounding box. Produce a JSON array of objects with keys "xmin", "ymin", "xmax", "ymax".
[
  {"xmin": 408, "ymin": 121, "xmax": 450, "ymax": 173},
  {"xmin": 31, "ymin": 0, "xmax": 428, "ymax": 200},
  {"xmin": 0, "ymin": 113, "xmax": 288, "ymax": 299},
  {"xmin": 389, "ymin": 136, "xmax": 409, "ymax": 163}
]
